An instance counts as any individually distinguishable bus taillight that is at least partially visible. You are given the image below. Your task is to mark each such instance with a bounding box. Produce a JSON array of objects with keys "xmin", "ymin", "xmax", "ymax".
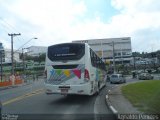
[{"xmin": 84, "ymin": 69, "xmax": 90, "ymax": 81}]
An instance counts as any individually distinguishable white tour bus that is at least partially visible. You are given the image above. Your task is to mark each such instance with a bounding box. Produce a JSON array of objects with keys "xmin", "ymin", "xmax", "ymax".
[{"xmin": 45, "ymin": 43, "xmax": 106, "ymax": 96}]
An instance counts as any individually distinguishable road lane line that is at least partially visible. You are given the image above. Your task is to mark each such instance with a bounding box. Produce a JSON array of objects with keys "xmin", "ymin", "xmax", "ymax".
[
  {"xmin": 106, "ymin": 95, "xmax": 109, "ymax": 99},
  {"xmin": 2, "ymin": 88, "xmax": 45, "ymax": 106},
  {"xmin": 109, "ymin": 106, "xmax": 118, "ymax": 114}
]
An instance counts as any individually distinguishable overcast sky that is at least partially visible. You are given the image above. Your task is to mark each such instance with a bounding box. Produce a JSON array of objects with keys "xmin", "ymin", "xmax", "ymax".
[{"xmin": 0, "ymin": 0, "xmax": 160, "ymax": 52}]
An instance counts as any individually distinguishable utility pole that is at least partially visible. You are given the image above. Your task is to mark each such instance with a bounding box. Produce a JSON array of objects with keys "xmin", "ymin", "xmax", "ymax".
[
  {"xmin": 22, "ymin": 48, "xmax": 28, "ymax": 75},
  {"xmin": 101, "ymin": 40, "xmax": 103, "ymax": 60},
  {"xmin": 8, "ymin": 33, "xmax": 21, "ymax": 75},
  {"xmin": 22, "ymin": 48, "xmax": 25, "ymax": 74},
  {"xmin": 112, "ymin": 41, "xmax": 116, "ymax": 73},
  {"xmin": 133, "ymin": 54, "xmax": 136, "ymax": 70}
]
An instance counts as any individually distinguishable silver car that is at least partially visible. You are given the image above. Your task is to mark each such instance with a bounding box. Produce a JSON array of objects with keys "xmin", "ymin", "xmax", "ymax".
[
  {"xmin": 138, "ymin": 73, "xmax": 154, "ymax": 80},
  {"xmin": 110, "ymin": 74, "xmax": 126, "ymax": 84}
]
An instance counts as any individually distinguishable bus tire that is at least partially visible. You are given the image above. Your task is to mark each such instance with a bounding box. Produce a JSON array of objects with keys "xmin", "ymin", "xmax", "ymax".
[{"xmin": 95, "ymin": 83, "xmax": 100, "ymax": 95}]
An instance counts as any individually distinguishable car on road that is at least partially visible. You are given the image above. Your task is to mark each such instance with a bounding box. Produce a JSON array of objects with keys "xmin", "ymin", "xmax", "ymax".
[
  {"xmin": 110, "ymin": 74, "xmax": 126, "ymax": 84},
  {"xmin": 138, "ymin": 73, "xmax": 154, "ymax": 80}
]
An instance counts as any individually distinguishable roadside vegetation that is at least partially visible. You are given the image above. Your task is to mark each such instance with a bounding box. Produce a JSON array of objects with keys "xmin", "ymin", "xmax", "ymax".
[
  {"xmin": 1, "ymin": 53, "xmax": 46, "ymax": 82},
  {"xmin": 122, "ymin": 80, "xmax": 160, "ymax": 113}
]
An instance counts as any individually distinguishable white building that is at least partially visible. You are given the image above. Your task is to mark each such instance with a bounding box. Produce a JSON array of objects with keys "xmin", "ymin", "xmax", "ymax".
[
  {"xmin": 4, "ymin": 49, "xmax": 21, "ymax": 63},
  {"xmin": 0, "ymin": 42, "xmax": 5, "ymax": 63},
  {"xmin": 26, "ymin": 46, "xmax": 47, "ymax": 56},
  {"xmin": 72, "ymin": 37, "xmax": 132, "ymax": 64},
  {"xmin": 0, "ymin": 42, "xmax": 21, "ymax": 64}
]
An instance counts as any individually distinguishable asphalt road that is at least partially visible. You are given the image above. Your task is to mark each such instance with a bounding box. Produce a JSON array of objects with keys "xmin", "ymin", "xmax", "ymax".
[
  {"xmin": 0, "ymin": 79, "xmax": 45, "ymax": 103},
  {"xmin": 1, "ymin": 80, "xmax": 116, "ymax": 120},
  {"xmin": 2, "ymin": 74, "xmax": 158, "ymax": 120}
]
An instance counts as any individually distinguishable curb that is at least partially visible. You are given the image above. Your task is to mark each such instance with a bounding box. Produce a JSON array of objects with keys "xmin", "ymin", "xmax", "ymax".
[
  {"xmin": 0, "ymin": 86, "xmax": 10, "ymax": 91},
  {"xmin": 106, "ymin": 94, "xmax": 118, "ymax": 114},
  {"xmin": 0, "ymin": 83, "xmax": 28, "ymax": 91},
  {"xmin": 105, "ymin": 93, "xmax": 118, "ymax": 120}
]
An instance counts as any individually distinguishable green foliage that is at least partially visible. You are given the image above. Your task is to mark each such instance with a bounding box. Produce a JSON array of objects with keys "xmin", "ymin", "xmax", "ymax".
[
  {"xmin": 25, "ymin": 53, "xmax": 46, "ymax": 63},
  {"xmin": 133, "ymin": 50, "xmax": 160, "ymax": 58},
  {"xmin": 132, "ymin": 52, "xmax": 141, "ymax": 57}
]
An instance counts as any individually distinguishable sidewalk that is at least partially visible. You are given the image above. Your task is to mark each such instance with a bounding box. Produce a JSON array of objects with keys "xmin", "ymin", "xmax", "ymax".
[
  {"xmin": 0, "ymin": 80, "xmax": 32, "ymax": 91},
  {"xmin": 0, "ymin": 77, "xmax": 44, "ymax": 91},
  {"xmin": 106, "ymin": 84, "xmax": 142, "ymax": 114}
]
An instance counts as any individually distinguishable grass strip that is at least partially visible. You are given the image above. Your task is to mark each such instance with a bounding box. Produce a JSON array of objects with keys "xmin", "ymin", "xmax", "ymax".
[{"xmin": 122, "ymin": 80, "xmax": 160, "ymax": 113}]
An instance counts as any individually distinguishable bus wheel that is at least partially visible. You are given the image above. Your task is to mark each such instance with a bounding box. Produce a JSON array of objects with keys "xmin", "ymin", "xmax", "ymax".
[{"xmin": 95, "ymin": 83, "xmax": 100, "ymax": 95}]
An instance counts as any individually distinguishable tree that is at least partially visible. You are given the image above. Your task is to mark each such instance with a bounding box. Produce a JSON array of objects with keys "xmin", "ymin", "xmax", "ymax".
[
  {"xmin": 24, "ymin": 53, "xmax": 46, "ymax": 63},
  {"xmin": 132, "ymin": 52, "xmax": 141, "ymax": 57},
  {"xmin": 38, "ymin": 53, "xmax": 46, "ymax": 63}
]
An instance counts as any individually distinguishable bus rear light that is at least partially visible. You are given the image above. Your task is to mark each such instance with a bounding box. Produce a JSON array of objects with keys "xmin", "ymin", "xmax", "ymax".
[{"xmin": 84, "ymin": 69, "xmax": 90, "ymax": 80}]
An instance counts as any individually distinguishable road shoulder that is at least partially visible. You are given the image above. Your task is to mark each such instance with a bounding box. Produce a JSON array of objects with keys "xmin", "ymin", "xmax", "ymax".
[{"xmin": 106, "ymin": 84, "xmax": 141, "ymax": 114}]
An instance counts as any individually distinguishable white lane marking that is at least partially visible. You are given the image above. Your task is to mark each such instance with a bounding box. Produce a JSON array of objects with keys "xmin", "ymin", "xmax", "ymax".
[
  {"xmin": 110, "ymin": 106, "xmax": 118, "ymax": 114},
  {"xmin": 106, "ymin": 95, "xmax": 109, "ymax": 99},
  {"xmin": 108, "ymin": 90, "xmax": 111, "ymax": 93}
]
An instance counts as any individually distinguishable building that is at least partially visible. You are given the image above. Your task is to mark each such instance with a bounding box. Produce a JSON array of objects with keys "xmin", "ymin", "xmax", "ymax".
[
  {"xmin": 72, "ymin": 37, "xmax": 132, "ymax": 64},
  {"xmin": 4, "ymin": 49, "xmax": 21, "ymax": 63},
  {"xmin": 26, "ymin": 46, "xmax": 47, "ymax": 56},
  {"xmin": 0, "ymin": 42, "xmax": 21, "ymax": 64},
  {"xmin": 0, "ymin": 42, "xmax": 5, "ymax": 63}
]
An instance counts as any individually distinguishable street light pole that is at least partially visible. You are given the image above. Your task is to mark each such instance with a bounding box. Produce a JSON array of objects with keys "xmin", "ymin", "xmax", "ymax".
[
  {"xmin": 22, "ymin": 48, "xmax": 29, "ymax": 75},
  {"xmin": 101, "ymin": 40, "xmax": 103, "ymax": 60},
  {"xmin": 112, "ymin": 41, "xmax": 116, "ymax": 73},
  {"xmin": 120, "ymin": 48, "xmax": 124, "ymax": 73},
  {"xmin": 22, "ymin": 48, "xmax": 25, "ymax": 74},
  {"xmin": 20, "ymin": 38, "xmax": 37, "ymax": 75}
]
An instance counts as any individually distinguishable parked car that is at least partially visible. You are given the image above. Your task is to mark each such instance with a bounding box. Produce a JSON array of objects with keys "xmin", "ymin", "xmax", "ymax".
[
  {"xmin": 110, "ymin": 74, "xmax": 126, "ymax": 84},
  {"xmin": 138, "ymin": 73, "xmax": 154, "ymax": 80}
]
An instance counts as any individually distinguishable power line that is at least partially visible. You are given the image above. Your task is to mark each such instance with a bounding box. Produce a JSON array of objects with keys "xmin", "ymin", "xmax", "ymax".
[
  {"xmin": 0, "ymin": 18, "xmax": 24, "ymax": 46},
  {"xmin": 0, "ymin": 22, "xmax": 11, "ymax": 34},
  {"xmin": 0, "ymin": 18, "xmax": 37, "ymax": 50},
  {"xmin": 15, "ymin": 37, "xmax": 38, "ymax": 52},
  {"xmin": 0, "ymin": 18, "xmax": 20, "ymax": 33},
  {"xmin": 0, "ymin": 18, "xmax": 22, "ymax": 49}
]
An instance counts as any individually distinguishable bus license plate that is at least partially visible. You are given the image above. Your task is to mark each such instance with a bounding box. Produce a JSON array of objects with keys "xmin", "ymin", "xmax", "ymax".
[{"xmin": 61, "ymin": 89, "xmax": 68, "ymax": 94}]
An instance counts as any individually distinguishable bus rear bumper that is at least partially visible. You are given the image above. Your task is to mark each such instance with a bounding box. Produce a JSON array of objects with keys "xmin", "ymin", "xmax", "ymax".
[{"xmin": 45, "ymin": 83, "xmax": 93, "ymax": 96}]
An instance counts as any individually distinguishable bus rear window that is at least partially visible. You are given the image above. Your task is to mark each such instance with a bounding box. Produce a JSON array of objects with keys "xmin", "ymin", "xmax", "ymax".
[{"xmin": 48, "ymin": 43, "xmax": 85, "ymax": 61}]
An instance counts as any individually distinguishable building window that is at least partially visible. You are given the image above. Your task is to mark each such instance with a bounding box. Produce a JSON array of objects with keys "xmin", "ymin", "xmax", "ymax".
[
  {"xmin": 114, "ymin": 53, "xmax": 117, "ymax": 57},
  {"xmin": 122, "ymin": 52, "xmax": 127, "ymax": 56},
  {"xmin": 118, "ymin": 53, "xmax": 121, "ymax": 56},
  {"xmin": 122, "ymin": 51, "xmax": 131, "ymax": 56}
]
